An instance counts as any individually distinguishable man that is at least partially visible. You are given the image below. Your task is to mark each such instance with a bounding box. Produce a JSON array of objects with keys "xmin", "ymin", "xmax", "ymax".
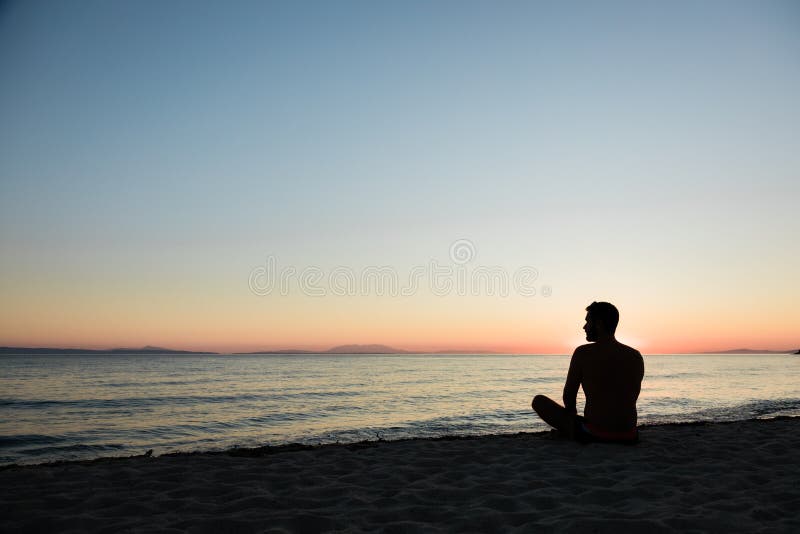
[{"xmin": 532, "ymin": 301, "xmax": 644, "ymax": 443}]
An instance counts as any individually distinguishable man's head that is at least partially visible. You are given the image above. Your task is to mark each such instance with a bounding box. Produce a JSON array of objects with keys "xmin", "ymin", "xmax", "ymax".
[{"xmin": 584, "ymin": 301, "xmax": 619, "ymax": 341}]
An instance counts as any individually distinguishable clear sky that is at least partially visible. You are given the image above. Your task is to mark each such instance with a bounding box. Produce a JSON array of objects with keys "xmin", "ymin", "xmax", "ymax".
[{"xmin": 1, "ymin": 1, "xmax": 798, "ymax": 353}]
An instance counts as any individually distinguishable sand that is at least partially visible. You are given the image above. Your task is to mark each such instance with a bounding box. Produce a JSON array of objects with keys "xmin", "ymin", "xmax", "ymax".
[{"xmin": 2, "ymin": 417, "xmax": 799, "ymax": 533}]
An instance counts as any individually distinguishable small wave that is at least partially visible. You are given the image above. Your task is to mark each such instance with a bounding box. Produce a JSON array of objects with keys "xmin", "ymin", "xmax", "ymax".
[
  {"xmin": 649, "ymin": 372, "xmax": 701, "ymax": 380},
  {"xmin": 101, "ymin": 377, "xmax": 226, "ymax": 388},
  {"xmin": 18, "ymin": 442, "xmax": 126, "ymax": 457},
  {"xmin": 0, "ymin": 434, "xmax": 64, "ymax": 447},
  {"xmin": 649, "ymin": 398, "xmax": 800, "ymax": 424},
  {"xmin": 518, "ymin": 376, "xmax": 561, "ymax": 384}
]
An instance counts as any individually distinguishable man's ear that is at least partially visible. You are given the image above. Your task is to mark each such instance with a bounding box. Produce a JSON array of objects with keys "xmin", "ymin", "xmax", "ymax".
[{"xmin": 595, "ymin": 319, "xmax": 606, "ymax": 334}]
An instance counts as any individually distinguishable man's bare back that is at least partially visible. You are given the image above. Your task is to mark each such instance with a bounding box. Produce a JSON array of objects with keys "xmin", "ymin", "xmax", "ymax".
[{"xmin": 565, "ymin": 341, "xmax": 644, "ymax": 431}]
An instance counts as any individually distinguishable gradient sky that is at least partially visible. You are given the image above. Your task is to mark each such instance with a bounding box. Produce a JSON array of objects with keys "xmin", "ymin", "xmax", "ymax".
[{"xmin": 1, "ymin": 1, "xmax": 798, "ymax": 353}]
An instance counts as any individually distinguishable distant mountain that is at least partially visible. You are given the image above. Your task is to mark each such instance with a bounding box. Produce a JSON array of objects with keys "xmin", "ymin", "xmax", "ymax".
[
  {"xmin": 0, "ymin": 346, "xmax": 217, "ymax": 355},
  {"xmin": 236, "ymin": 349, "xmax": 316, "ymax": 354},
  {"xmin": 240, "ymin": 344, "xmax": 409, "ymax": 355},
  {"xmin": 240, "ymin": 344, "xmax": 409, "ymax": 354},
  {"xmin": 236, "ymin": 345, "xmax": 497, "ymax": 355},
  {"xmin": 107, "ymin": 346, "xmax": 217, "ymax": 354},
  {"xmin": 236, "ymin": 345, "xmax": 405, "ymax": 355},
  {"xmin": 324, "ymin": 345, "xmax": 499, "ymax": 354},
  {"xmin": 700, "ymin": 348, "xmax": 796, "ymax": 355},
  {"xmin": 432, "ymin": 349, "xmax": 499, "ymax": 354},
  {"xmin": 326, "ymin": 344, "xmax": 408, "ymax": 354},
  {"xmin": 108, "ymin": 345, "xmax": 171, "ymax": 353}
]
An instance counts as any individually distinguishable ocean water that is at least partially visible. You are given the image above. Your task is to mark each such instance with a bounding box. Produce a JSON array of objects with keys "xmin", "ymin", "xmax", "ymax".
[{"xmin": 1, "ymin": 353, "xmax": 799, "ymax": 466}]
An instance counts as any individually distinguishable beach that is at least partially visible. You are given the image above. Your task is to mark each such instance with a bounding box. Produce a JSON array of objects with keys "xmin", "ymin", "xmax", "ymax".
[{"xmin": 2, "ymin": 417, "xmax": 798, "ymax": 533}]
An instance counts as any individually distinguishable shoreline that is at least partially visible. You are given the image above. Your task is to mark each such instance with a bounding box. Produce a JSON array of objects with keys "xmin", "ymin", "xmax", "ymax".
[
  {"xmin": 1, "ymin": 416, "xmax": 798, "ymax": 470},
  {"xmin": 2, "ymin": 416, "xmax": 799, "ymax": 532}
]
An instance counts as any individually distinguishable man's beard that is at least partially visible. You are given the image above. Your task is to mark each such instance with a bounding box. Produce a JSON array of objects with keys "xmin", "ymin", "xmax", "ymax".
[{"xmin": 585, "ymin": 326, "xmax": 599, "ymax": 341}]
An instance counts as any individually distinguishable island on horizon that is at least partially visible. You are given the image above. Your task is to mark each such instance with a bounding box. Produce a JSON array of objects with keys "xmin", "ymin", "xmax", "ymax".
[
  {"xmin": 0, "ymin": 345, "xmax": 218, "ymax": 355},
  {"xmin": 698, "ymin": 348, "xmax": 799, "ymax": 355},
  {"xmin": 236, "ymin": 344, "xmax": 499, "ymax": 355}
]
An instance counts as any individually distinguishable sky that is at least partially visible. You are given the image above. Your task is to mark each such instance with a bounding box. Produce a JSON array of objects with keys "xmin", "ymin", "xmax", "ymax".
[{"xmin": 1, "ymin": 1, "xmax": 798, "ymax": 354}]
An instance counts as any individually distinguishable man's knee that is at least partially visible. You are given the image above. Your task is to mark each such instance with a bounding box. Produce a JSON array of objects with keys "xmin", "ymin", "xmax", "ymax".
[{"xmin": 532, "ymin": 394, "xmax": 548, "ymax": 412}]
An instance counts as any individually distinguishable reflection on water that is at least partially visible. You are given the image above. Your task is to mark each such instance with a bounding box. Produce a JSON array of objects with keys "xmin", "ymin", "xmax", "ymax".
[{"xmin": 1, "ymin": 354, "xmax": 799, "ymax": 465}]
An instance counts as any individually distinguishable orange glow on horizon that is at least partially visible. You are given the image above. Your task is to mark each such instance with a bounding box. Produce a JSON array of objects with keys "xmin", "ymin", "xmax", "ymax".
[
  {"xmin": 1, "ymin": 331, "xmax": 795, "ymax": 355},
  {"xmin": 1, "ymin": 283, "xmax": 796, "ymax": 355}
]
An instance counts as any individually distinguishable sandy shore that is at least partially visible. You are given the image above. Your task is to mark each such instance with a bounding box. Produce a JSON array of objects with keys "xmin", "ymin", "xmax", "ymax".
[{"xmin": 2, "ymin": 417, "xmax": 799, "ymax": 533}]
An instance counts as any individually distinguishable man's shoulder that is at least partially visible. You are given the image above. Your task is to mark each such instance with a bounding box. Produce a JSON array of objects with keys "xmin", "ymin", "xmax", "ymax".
[
  {"xmin": 617, "ymin": 344, "xmax": 644, "ymax": 369},
  {"xmin": 575, "ymin": 342, "xmax": 642, "ymax": 359},
  {"xmin": 573, "ymin": 344, "xmax": 594, "ymax": 356},
  {"xmin": 617, "ymin": 342, "xmax": 643, "ymax": 356}
]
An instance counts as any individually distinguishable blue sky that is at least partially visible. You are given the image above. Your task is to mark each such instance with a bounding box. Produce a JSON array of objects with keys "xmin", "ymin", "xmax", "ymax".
[{"xmin": 1, "ymin": 1, "xmax": 798, "ymax": 351}]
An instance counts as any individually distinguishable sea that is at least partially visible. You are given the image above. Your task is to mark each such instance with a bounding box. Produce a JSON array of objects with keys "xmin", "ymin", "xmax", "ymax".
[{"xmin": 2, "ymin": 353, "xmax": 799, "ymax": 466}]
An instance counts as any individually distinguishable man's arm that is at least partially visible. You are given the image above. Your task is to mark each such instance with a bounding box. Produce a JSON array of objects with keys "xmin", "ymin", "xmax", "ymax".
[
  {"xmin": 633, "ymin": 351, "xmax": 644, "ymax": 399},
  {"xmin": 563, "ymin": 349, "xmax": 582, "ymax": 415}
]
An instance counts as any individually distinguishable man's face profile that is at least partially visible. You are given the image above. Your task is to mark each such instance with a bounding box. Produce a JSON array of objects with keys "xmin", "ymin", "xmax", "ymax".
[{"xmin": 583, "ymin": 313, "xmax": 599, "ymax": 342}]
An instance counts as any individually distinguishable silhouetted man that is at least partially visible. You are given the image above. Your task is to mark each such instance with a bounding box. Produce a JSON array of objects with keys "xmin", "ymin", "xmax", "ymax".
[{"xmin": 532, "ymin": 301, "xmax": 644, "ymax": 443}]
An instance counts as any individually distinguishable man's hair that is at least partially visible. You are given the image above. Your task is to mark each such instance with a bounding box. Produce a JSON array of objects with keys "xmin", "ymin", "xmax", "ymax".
[{"xmin": 586, "ymin": 301, "xmax": 619, "ymax": 334}]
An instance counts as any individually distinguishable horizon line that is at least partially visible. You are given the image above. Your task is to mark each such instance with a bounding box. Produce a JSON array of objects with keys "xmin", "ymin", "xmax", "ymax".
[{"xmin": 1, "ymin": 343, "xmax": 798, "ymax": 356}]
